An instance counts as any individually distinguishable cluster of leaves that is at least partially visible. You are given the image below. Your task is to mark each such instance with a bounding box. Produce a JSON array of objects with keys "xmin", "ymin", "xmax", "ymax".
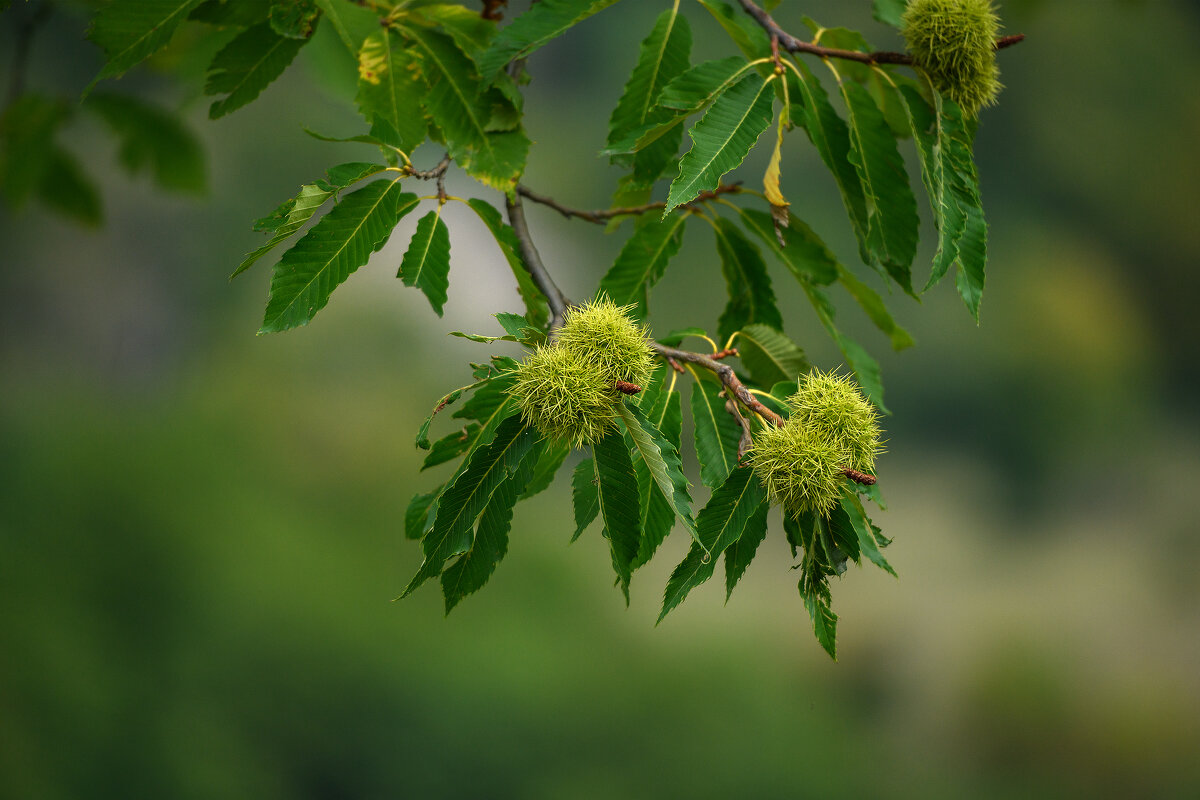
[{"xmin": 64, "ymin": 0, "xmax": 1004, "ymax": 657}]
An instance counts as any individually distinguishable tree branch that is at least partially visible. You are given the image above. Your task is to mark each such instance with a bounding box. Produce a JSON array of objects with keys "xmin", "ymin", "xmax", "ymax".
[
  {"xmin": 725, "ymin": 397, "xmax": 753, "ymax": 461},
  {"xmin": 505, "ymin": 191, "xmax": 571, "ymax": 330},
  {"xmin": 736, "ymin": 0, "xmax": 1024, "ymax": 66},
  {"xmin": 651, "ymin": 342, "xmax": 785, "ymax": 428},
  {"xmin": 515, "ymin": 183, "xmax": 743, "ymax": 225}
]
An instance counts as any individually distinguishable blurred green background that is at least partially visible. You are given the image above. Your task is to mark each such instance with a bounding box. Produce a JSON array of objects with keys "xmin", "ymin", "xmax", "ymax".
[{"xmin": 2, "ymin": 1, "xmax": 1199, "ymax": 797}]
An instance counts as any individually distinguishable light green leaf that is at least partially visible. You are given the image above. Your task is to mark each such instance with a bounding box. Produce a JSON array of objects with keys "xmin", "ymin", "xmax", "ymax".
[
  {"xmin": 87, "ymin": 0, "xmax": 206, "ymax": 88},
  {"xmin": 614, "ymin": 400, "xmax": 697, "ymax": 542},
  {"xmin": 464, "ymin": 198, "xmax": 550, "ymax": 328},
  {"xmin": 205, "ymin": 22, "xmax": 306, "ymax": 119},
  {"xmin": 598, "ymin": 212, "xmax": 688, "ymax": 319},
  {"xmin": 734, "ymin": 324, "xmax": 809, "ymax": 387},
  {"xmin": 476, "ymin": 0, "xmax": 624, "ymax": 80},
  {"xmin": 736, "ymin": 207, "xmax": 838, "ymax": 286},
  {"xmin": 659, "ymin": 466, "xmax": 766, "ymax": 622},
  {"xmin": 355, "ymin": 28, "xmax": 428, "ymax": 153},
  {"xmin": 711, "ymin": 216, "xmax": 782, "ymax": 342},
  {"xmin": 592, "ymin": 427, "xmax": 642, "ymax": 598},
  {"xmin": 398, "ymin": 209, "xmax": 452, "ymax": 316},
  {"xmin": 836, "ymin": 265, "xmax": 915, "ymax": 351},
  {"xmin": 313, "ymin": 0, "xmax": 379, "ymax": 55},
  {"xmin": 260, "ymin": 179, "xmax": 413, "ymax": 333},
  {"xmin": 572, "ymin": 457, "xmax": 599, "ymax": 542},
  {"xmin": 87, "ymin": 92, "xmax": 206, "ymax": 194},
  {"xmin": 955, "ymin": 200, "xmax": 987, "ymax": 320},
  {"xmin": 409, "ymin": 3, "xmax": 497, "ymax": 56},
  {"xmin": 665, "ymin": 72, "xmax": 774, "ymax": 215},
  {"xmin": 723, "ymin": 500, "xmax": 768, "ymax": 601},
  {"xmin": 632, "ymin": 370, "xmax": 682, "ymax": 569},
  {"xmin": 689, "ymin": 375, "xmax": 741, "ymax": 488}
]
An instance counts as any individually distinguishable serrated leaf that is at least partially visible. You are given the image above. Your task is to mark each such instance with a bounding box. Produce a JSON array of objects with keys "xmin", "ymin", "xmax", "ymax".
[
  {"xmin": 835, "ymin": 76, "xmax": 919, "ymax": 293},
  {"xmin": 520, "ymin": 438, "xmax": 570, "ymax": 500},
  {"xmin": 801, "ymin": 283, "xmax": 889, "ymax": 414},
  {"xmin": 614, "ymin": 400, "xmax": 697, "ymax": 540},
  {"xmin": 632, "ymin": 372, "xmax": 682, "ymax": 569},
  {"xmin": 955, "ymin": 200, "xmax": 987, "ymax": 320},
  {"xmin": 598, "ymin": 213, "xmax": 687, "ymax": 319},
  {"xmin": 476, "ymin": 0, "xmax": 623, "ymax": 80},
  {"xmin": 572, "ymin": 457, "xmax": 599, "ymax": 541},
  {"xmin": 659, "ymin": 466, "xmax": 766, "ymax": 621},
  {"xmin": 260, "ymin": 179, "xmax": 412, "ymax": 333},
  {"xmin": 453, "ymin": 370, "xmax": 518, "ymax": 423},
  {"xmin": 356, "ymin": 28, "xmax": 428, "ymax": 153},
  {"xmin": 416, "ymin": 386, "xmax": 464, "ymax": 449},
  {"xmin": 836, "ymin": 265, "xmax": 915, "ymax": 351},
  {"xmin": 690, "ymin": 375, "xmax": 741, "ymax": 488},
  {"xmin": 398, "ymin": 209, "xmax": 452, "ymax": 316},
  {"xmin": 405, "ymin": 28, "xmax": 529, "ymax": 190},
  {"xmin": 872, "ymin": 0, "xmax": 906, "ymax": 28},
  {"xmin": 665, "ymin": 72, "xmax": 774, "ymax": 215},
  {"xmin": 313, "ymin": 0, "xmax": 378, "ymax": 55},
  {"xmin": 712, "ymin": 216, "xmax": 782, "ymax": 342},
  {"xmin": 269, "ymin": 0, "xmax": 319, "ymax": 39},
  {"xmin": 802, "ymin": 583, "xmax": 838, "ymax": 660},
  {"xmin": 87, "ymin": 92, "xmax": 206, "ymax": 194},
  {"xmin": 840, "ymin": 492, "xmax": 895, "ymax": 577},
  {"xmin": 234, "ymin": 162, "xmax": 386, "ymax": 278},
  {"xmin": 826, "ymin": 499, "xmax": 862, "ymax": 565},
  {"xmin": 440, "ymin": 436, "xmax": 543, "ymax": 612},
  {"xmin": 87, "ymin": 0, "xmax": 206, "ymax": 88},
  {"xmin": 190, "ymin": 0, "xmax": 271, "ymax": 26},
  {"xmin": 405, "ymin": 489, "xmax": 440, "ymax": 540},
  {"xmin": 656, "ymin": 56, "xmax": 747, "ymax": 113},
  {"xmin": 737, "ymin": 207, "xmax": 838, "ymax": 286},
  {"xmin": 410, "ymin": 3, "xmax": 497, "ymax": 56},
  {"xmin": 205, "ymin": 22, "xmax": 306, "ymax": 119},
  {"xmin": 694, "ymin": 0, "xmax": 768, "ymax": 60},
  {"xmin": 592, "ymin": 428, "xmax": 642, "ymax": 598},
  {"xmin": 723, "ymin": 500, "xmax": 768, "ymax": 601},
  {"xmin": 465, "ymin": 198, "xmax": 550, "ymax": 328},
  {"xmin": 421, "ymin": 424, "xmax": 480, "ymax": 470},
  {"xmin": 402, "ymin": 411, "xmax": 530, "ymax": 597},
  {"xmin": 734, "ymin": 323, "xmax": 809, "ymax": 387}
]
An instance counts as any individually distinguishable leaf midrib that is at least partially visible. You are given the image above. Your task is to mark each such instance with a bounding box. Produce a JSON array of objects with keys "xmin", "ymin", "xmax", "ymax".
[
  {"xmin": 690, "ymin": 370, "xmax": 733, "ymax": 479},
  {"xmin": 408, "ymin": 31, "xmax": 499, "ymax": 165},
  {"xmin": 100, "ymin": 0, "xmax": 201, "ymax": 76},
  {"xmin": 675, "ymin": 77, "xmax": 769, "ymax": 200},
  {"xmin": 212, "ymin": 30, "xmax": 293, "ymax": 112}
]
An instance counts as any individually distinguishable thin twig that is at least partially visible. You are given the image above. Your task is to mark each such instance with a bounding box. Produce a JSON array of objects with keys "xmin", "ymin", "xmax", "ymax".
[
  {"xmin": 505, "ymin": 191, "xmax": 571, "ymax": 330},
  {"xmin": 725, "ymin": 397, "xmax": 753, "ymax": 462},
  {"xmin": 515, "ymin": 183, "xmax": 743, "ymax": 225},
  {"xmin": 737, "ymin": 0, "xmax": 1024, "ymax": 66},
  {"xmin": 652, "ymin": 342, "xmax": 785, "ymax": 427}
]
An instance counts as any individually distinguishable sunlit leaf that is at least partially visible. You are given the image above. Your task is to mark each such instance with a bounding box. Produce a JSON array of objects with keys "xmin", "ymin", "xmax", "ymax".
[{"xmin": 356, "ymin": 28, "xmax": 428, "ymax": 153}]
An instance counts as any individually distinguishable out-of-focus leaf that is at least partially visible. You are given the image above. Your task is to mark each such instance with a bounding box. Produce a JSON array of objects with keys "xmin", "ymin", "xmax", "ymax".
[
  {"xmin": 737, "ymin": 207, "xmax": 838, "ymax": 286},
  {"xmin": 269, "ymin": 0, "xmax": 320, "ymax": 38},
  {"xmin": 465, "ymin": 198, "xmax": 550, "ymax": 328},
  {"xmin": 36, "ymin": 148, "xmax": 103, "ymax": 226},
  {"xmin": 405, "ymin": 488, "xmax": 440, "ymax": 540},
  {"xmin": 836, "ymin": 265, "xmax": 914, "ymax": 351},
  {"xmin": 712, "ymin": 215, "xmax": 782, "ymax": 341},
  {"xmin": 313, "ymin": 0, "xmax": 378, "ymax": 55},
  {"xmin": 476, "ymin": 0, "xmax": 624, "ymax": 80},
  {"xmin": 872, "ymin": 0, "xmax": 906, "ymax": 28},
  {"xmin": 191, "ymin": 0, "xmax": 271, "ymax": 26},
  {"xmin": 204, "ymin": 22, "xmax": 306, "ymax": 119},
  {"xmin": 801, "ymin": 283, "xmax": 889, "ymax": 413},
  {"xmin": 87, "ymin": 0, "xmax": 206, "ymax": 88},
  {"xmin": 598, "ymin": 213, "xmax": 687, "ymax": 319},
  {"xmin": 87, "ymin": 92, "xmax": 206, "ymax": 194}
]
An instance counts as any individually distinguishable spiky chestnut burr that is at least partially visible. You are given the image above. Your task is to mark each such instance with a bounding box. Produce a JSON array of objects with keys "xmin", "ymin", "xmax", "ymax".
[
  {"xmin": 555, "ymin": 297, "xmax": 656, "ymax": 388},
  {"xmin": 902, "ymin": 0, "xmax": 1002, "ymax": 117},
  {"xmin": 510, "ymin": 345, "xmax": 617, "ymax": 448}
]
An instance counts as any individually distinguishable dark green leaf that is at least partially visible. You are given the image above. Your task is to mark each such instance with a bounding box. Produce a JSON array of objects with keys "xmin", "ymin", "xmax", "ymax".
[
  {"xmin": 840, "ymin": 492, "xmax": 895, "ymax": 577},
  {"xmin": 260, "ymin": 180, "xmax": 412, "ymax": 333},
  {"xmin": 87, "ymin": 92, "xmax": 206, "ymax": 194},
  {"xmin": 0, "ymin": 95, "xmax": 68, "ymax": 207},
  {"xmin": 690, "ymin": 376, "xmax": 741, "ymax": 488},
  {"xmin": 737, "ymin": 207, "xmax": 838, "ymax": 286},
  {"xmin": 802, "ymin": 582, "xmax": 838, "ymax": 660},
  {"xmin": 694, "ymin": 0, "xmax": 768, "ymax": 60},
  {"xmin": 191, "ymin": 0, "xmax": 271, "ymax": 26},
  {"xmin": 269, "ymin": 0, "xmax": 319, "ymax": 39},
  {"xmin": 35, "ymin": 148, "xmax": 103, "ymax": 226},
  {"xmin": 205, "ymin": 22, "xmax": 306, "ymax": 119},
  {"xmin": 836, "ymin": 265, "xmax": 914, "ymax": 351},
  {"xmin": 405, "ymin": 489, "xmax": 440, "ymax": 540},
  {"xmin": 313, "ymin": 0, "xmax": 378, "ymax": 55},
  {"xmin": 398, "ymin": 209, "xmax": 452, "ymax": 316},
  {"xmin": 453, "ymin": 371, "xmax": 518, "ymax": 423},
  {"xmin": 476, "ymin": 0, "xmax": 624, "ymax": 80},
  {"xmin": 421, "ymin": 424, "xmax": 480, "ymax": 470},
  {"xmin": 657, "ymin": 327, "xmax": 708, "ymax": 348},
  {"xmin": 712, "ymin": 216, "xmax": 782, "ymax": 341},
  {"xmin": 734, "ymin": 324, "xmax": 809, "ymax": 387},
  {"xmin": 872, "ymin": 0, "xmax": 906, "ymax": 28},
  {"xmin": 598, "ymin": 213, "xmax": 687, "ymax": 319},
  {"xmin": 87, "ymin": 0, "xmax": 206, "ymax": 88},
  {"xmin": 465, "ymin": 198, "xmax": 550, "ymax": 328},
  {"xmin": 416, "ymin": 387, "xmax": 464, "ymax": 449},
  {"xmin": 801, "ymin": 283, "xmax": 889, "ymax": 413},
  {"xmin": 572, "ymin": 457, "xmax": 599, "ymax": 541},
  {"xmin": 520, "ymin": 438, "xmax": 571, "ymax": 500},
  {"xmin": 723, "ymin": 500, "xmax": 768, "ymax": 601},
  {"xmin": 614, "ymin": 400, "xmax": 697, "ymax": 542},
  {"xmin": 592, "ymin": 428, "xmax": 642, "ymax": 598},
  {"xmin": 355, "ymin": 28, "xmax": 429, "ymax": 153}
]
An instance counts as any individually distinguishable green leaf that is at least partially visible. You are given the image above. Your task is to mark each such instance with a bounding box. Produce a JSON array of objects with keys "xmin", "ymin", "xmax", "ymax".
[
  {"xmin": 872, "ymin": 0, "xmax": 906, "ymax": 28},
  {"xmin": 355, "ymin": 28, "xmax": 429, "ymax": 153},
  {"xmin": 736, "ymin": 207, "xmax": 838, "ymax": 286},
  {"xmin": 665, "ymin": 72, "xmax": 774, "ymax": 215},
  {"xmin": 711, "ymin": 216, "xmax": 782, "ymax": 342},
  {"xmin": 0, "ymin": 94, "xmax": 68, "ymax": 208},
  {"xmin": 234, "ymin": 162, "xmax": 387, "ymax": 278},
  {"xmin": 409, "ymin": 3, "xmax": 498, "ymax": 56},
  {"xmin": 402, "ymin": 411, "xmax": 531, "ymax": 597},
  {"xmin": 631, "ymin": 369, "xmax": 682, "ymax": 569},
  {"xmin": 723, "ymin": 500, "xmax": 768, "ymax": 602},
  {"xmin": 955, "ymin": 201, "xmax": 987, "ymax": 320},
  {"xmin": 405, "ymin": 489, "xmax": 440, "ymax": 540},
  {"xmin": 313, "ymin": 0, "xmax": 379, "ymax": 55},
  {"xmin": 190, "ymin": 0, "xmax": 272, "ymax": 26},
  {"xmin": 734, "ymin": 323, "xmax": 809, "ymax": 387},
  {"xmin": 659, "ymin": 466, "xmax": 766, "ymax": 622},
  {"xmin": 421, "ymin": 424, "xmax": 480, "ymax": 470},
  {"xmin": 657, "ymin": 327, "xmax": 708, "ymax": 348},
  {"xmin": 694, "ymin": 0, "xmax": 768, "ymax": 61},
  {"xmin": 614, "ymin": 400, "xmax": 697, "ymax": 541},
  {"xmin": 656, "ymin": 56, "xmax": 748, "ymax": 113},
  {"xmin": 398, "ymin": 209, "xmax": 452, "ymax": 316},
  {"xmin": 836, "ymin": 265, "xmax": 915, "ymax": 351},
  {"xmin": 269, "ymin": 0, "xmax": 320, "ymax": 39},
  {"xmin": 205, "ymin": 22, "xmax": 306, "ymax": 119},
  {"xmin": 826, "ymin": 500, "xmax": 862, "ymax": 565},
  {"xmin": 572, "ymin": 457, "xmax": 599, "ymax": 542},
  {"xmin": 476, "ymin": 0, "xmax": 624, "ymax": 80},
  {"xmin": 440, "ymin": 437, "xmax": 543, "ymax": 613},
  {"xmin": 260, "ymin": 179, "xmax": 413, "ymax": 333},
  {"xmin": 801, "ymin": 283, "xmax": 889, "ymax": 414},
  {"xmin": 405, "ymin": 29, "xmax": 529, "ymax": 190},
  {"xmin": 464, "ymin": 198, "xmax": 550, "ymax": 328},
  {"xmin": 689, "ymin": 376, "xmax": 741, "ymax": 488},
  {"xmin": 87, "ymin": 0, "xmax": 206, "ymax": 88},
  {"xmin": 592, "ymin": 428, "xmax": 642, "ymax": 598},
  {"xmin": 36, "ymin": 148, "xmax": 103, "ymax": 226},
  {"xmin": 87, "ymin": 92, "xmax": 206, "ymax": 194},
  {"xmin": 520, "ymin": 438, "xmax": 571, "ymax": 500},
  {"xmin": 597, "ymin": 212, "xmax": 688, "ymax": 319},
  {"xmin": 416, "ymin": 386, "xmax": 465, "ymax": 449},
  {"xmin": 835, "ymin": 76, "xmax": 919, "ymax": 292},
  {"xmin": 453, "ymin": 370, "xmax": 518, "ymax": 423},
  {"xmin": 802, "ymin": 582, "xmax": 838, "ymax": 660},
  {"xmin": 839, "ymin": 492, "xmax": 895, "ymax": 577}
]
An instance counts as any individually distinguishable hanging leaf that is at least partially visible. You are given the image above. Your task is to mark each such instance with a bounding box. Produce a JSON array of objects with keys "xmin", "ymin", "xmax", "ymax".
[
  {"xmin": 476, "ymin": 0, "xmax": 624, "ymax": 80},
  {"xmin": 839, "ymin": 492, "xmax": 896, "ymax": 577},
  {"xmin": 421, "ymin": 424, "xmax": 481, "ymax": 471},
  {"xmin": 190, "ymin": 0, "xmax": 272, "ymax": 27},
  {"xmin": 269, "ymin": 0, "xmax": 320, "ymax": 39},
  {"xmin": 802, "ymin": 582, "xmax": 838, "ymax": 660},
  {"xmin": 465, "ymin": 198, "xmax": 550, "ymax": 329},
  {"xmin": 398, "ymin": 209, "xmax": 452, "ymax": 316},
  {"xmin": 656, "ymin": 56, "xmax": 749, "ymax": 114},
  {"xmin": 356, "ymin": 28, "xmax": 429, "ymax": 153},
  {"xmin": 204, "ymin": 22, "xmax": 307, "ymax": 119},
  {"xmin": 872, "ymin": 0, "xmax": 906, "ymax": 28},
  {"xmin": 572, "ymin": 457, "xmax": 599, "ymax": 542},
  {"xmin": 87, "ymin": 0, "xmax": 207, "ymax": 89},
  {"xmin": 405, "ymin": 489, "xmax": 440, "ymax": 540},
  {"xmin": 801, "ymin": 283, "xmax": 889, "ymax": 413},
  {"xmin": 520, "ymin": 438, "xmax": 571, "ymax": 500},
  {"xmin": 736, "ymin": 207, "xmax": 838, "ymax": 286},
  {"xmin": 597, "ymin": 213, "xmax": 688, "ymax": 319},
  {"xmin": 712, "ymin": 216, "xmax": 782, "ymax": 341},
  {"xmin": 592, "ymin": 428, "xmax": 642, "ymax": 598},
  {"xmin": 723, "ymin": 501, "xmax": 769, "ymax": 601},
  {"xmin": 658, "ymin": 466, "xmax": 766, "ymax": 622},
  {"xmin": 734, "ymin": 324, "xmax": 809, "ymax": 387},
  {"xmin": 665, "ymin": 72, "xmax": 775, "ymax": 214},
  {"xmin": 614, "ymin": 400, "xmax": 697, "ymax": 542},
  {"xmin": 260, "ymin": 180, "xmax": 413, "ymax": 333},
  {"xmin": 312, "ymin": 0, "xmax": 378, "ymax": 55},
  {"xmin": 690, "ymin": 376, "xmax": 741, "ymax": 488},
  {"xmin": 87, "ymin": 92, "xmax": 206, "ymax": 194},
  {"xmin": 836, "ymin": 265, "xmax": 915, "ymax": 351}
]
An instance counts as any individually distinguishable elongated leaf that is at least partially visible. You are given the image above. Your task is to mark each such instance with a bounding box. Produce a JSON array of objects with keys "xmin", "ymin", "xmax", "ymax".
[
  {"xmin": 598, "ymin": 213, "xmax": 687, "ymax": 319},
  {"xmin": 405, "ymin": 489, "xmax": 440, "ymax": 540},
  {"xmin": 802, "ymin": 583, "xmax": 838, "ymax": 660},
  {"xmin": 453, "ymin": 371, "xmax": 518, "ymax": 423},
  {"xmin": 205, "ymin": 22, "xmax": 306, "ymax": 119},
  {"xmin": 190, "ymin": 0, "xmax": 271, "ymax": 26},
  {"xmin": 615, "ymin": 401, "xmax": 697, "ymax": 540},
  {"xmin": 955, "ymin": 200, "xmax": 987, "ymax": 319},
  {"xmin": 840, "ymin": 492, "xmax": 895, "ymax": 577},
  {"xmin": 836, "ymin": 265, "xmax": 914, "ymax": 351},
  {"xmin": 572, "ymin": 457, "xmax": 599, "ymax": 541},
  {"xmin": 35, "ymin": 146, "xmax": 103, "ymax": 226},
  {"xmin": 737, "ymin": 207, "xmax": 838, "ymax": 286},
  {"xmin": 440, "ymin": 437, "xmax": 543, "ymax": 612},
  {"xmin": 87, "ymin": 92, "xmax": 205, "ymax": 193},
  {"xmin": 313, "ymin": 0, "xmax": 378, "ymax": 55},
  {"xmin": 476, "ymin": 0, "xmax": 623, "ymax": 80},
  {"xmin": 656, "ymin": 56, "xmax": 747, "ymax": 113},
  {"xmin": 723, "ymin": 501, "xmax": 768, "ymax": 601},
  {"xmin": 421, "ymin": 424, "xmax": 480, "ymax": 471},
  {"xmin": 836, "ymin": 77, "xmax": 919, "ymax": 292},
  {"xmin": 398, "ymin": 209, "xmax": 452, "ymax": 316},
  {"xmin": 260, "ymin": 180, "xmax": 412, "ymax": 333},
  {"xmin": 734, "ymin": 323, "xmax": 808, "ymax": 387},
  {"xmin": 356, "ymin": 28, "xmax": 428, "ymax": 153},
  {"xmin": 659, "ymin": 467, "xmax": 766, "ymax": 621},
  {"xmin": 410, "ymin": 3, "xmax": 498, "ymax": 56},
  {"xmin": 406, "ymin": 29, "xmax": 529, "ymax": 190},
  {"xmin": 402, "ymin": 412, "xmax": 531, "ymax": 597},
  {"xmin": 690, "ymin": 375, "xmax": 741, "ymax": 488},
  {"xmin": 87, "ymin": 0, "xmax": 206, "ymax": 88},
  {"xmin": 712, "ymin": 216, "xmax": 782, "ymax": 341},
  {"xmin": 801, "ymin": 283, "xmax": 889, "ymax": 413},
  {"xmin": 520, "ymin": 438, "xmax": 570, "ymax": 500},
  {"xmin": 694, "ymin": 0, "xmax": 768, "ymax": 61},
  {"xmin": 826, "ymin": 500, "xmax": 862, "ymax": 565},
  {"xmin": 592, "ymin": 428, "xmax": 642, "ymax": 597},
  {"xmin": 665, "ymin": 73, "xmax": 774, "ymax": 214},
  {"xmin": 632, "ymin": 374, "xmax": 682, "ymax": 569},
  {"xmin": 235, "ymin": 162, "xmax": 386, "ymax": 277},
  {"xmin": 465, "ymin": 198, "xmax": 550, "ymax": 328}
]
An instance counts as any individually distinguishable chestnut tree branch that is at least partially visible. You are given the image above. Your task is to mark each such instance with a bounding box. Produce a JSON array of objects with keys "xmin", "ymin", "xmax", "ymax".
[
  {"xmin": 505, "ymin": 191, "xmax": 571, "ymax": 330},
  {"xmin": 651, "ymin": 342, "xmax": 785, "ymax": 428},
  {"xmin": 515, "ymin": 183, "xmax": 743, "ymax": 225}
]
